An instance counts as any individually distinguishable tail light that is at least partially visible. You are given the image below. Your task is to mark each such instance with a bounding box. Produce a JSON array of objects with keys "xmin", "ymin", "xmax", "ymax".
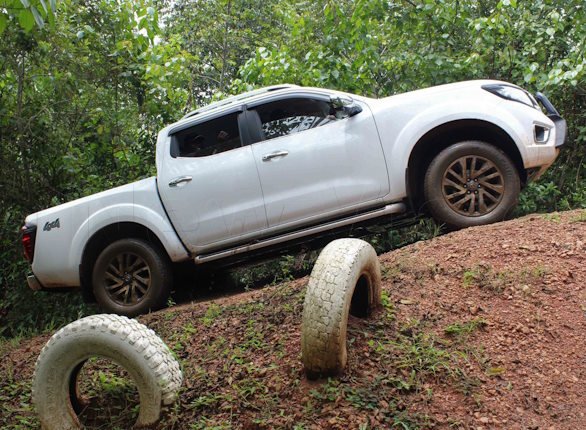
[{"xmin": 21, "ymin": 223, "xmax": 37, "ymax": 263}]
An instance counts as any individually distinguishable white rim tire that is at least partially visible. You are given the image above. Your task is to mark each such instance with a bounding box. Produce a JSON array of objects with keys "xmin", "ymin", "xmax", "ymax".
[
  {"xmin": 302, "ymin": 239, "xmax": 381, "ymax": 378},
  {"xmin": 32, "ymin": 314, "xmax": 182, "ymax": 430}
]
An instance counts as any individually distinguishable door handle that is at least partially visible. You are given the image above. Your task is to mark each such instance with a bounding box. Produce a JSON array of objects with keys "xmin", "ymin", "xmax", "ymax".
[
  {"xmin": 262, "ymin": 150, "xmax": 289, "ymax": 162},
  {"xmin": 168, "ymin": 176, "xmax": 192, "ymax": 187}
]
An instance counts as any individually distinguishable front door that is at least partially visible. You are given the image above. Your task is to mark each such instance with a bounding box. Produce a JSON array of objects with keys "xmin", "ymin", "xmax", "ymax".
[{"xmin": 247, "ymin": 96, "xmax": 389, "ymax": 230}]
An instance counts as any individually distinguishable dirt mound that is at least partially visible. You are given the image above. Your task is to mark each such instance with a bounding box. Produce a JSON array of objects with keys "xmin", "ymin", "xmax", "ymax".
[
  {"xmin": 1, "ymin": 210, "xmax": 584, "ymax": 429},
  {"xmin": 378, "ymin": 210, "xmax": 586, "ymax": 429}
]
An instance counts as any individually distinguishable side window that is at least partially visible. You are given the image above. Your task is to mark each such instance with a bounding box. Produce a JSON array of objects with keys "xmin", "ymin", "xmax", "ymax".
[
  {"xmin": 253, "ymin": 98, "xmax": 337, "ymax": 141},
  {"xmin": 175, "ymin": 112, "xmax": 242, "ymax": 157}
]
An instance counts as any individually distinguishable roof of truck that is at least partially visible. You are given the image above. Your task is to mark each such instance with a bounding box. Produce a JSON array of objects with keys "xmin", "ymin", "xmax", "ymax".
[{"xmin": 181, "ymin": 84, "xmax": 300, "ymax": 120}]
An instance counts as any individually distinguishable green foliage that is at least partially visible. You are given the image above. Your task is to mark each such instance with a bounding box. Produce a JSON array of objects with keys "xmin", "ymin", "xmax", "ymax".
[
  {"xmin": 1, "ymin": 0, "xmax": 585, "ymax": 339},
  {"xmin": 0, "ymin": 0, "xmax": 57, "ymax": 34},
  {"xmin": 160, "ymin": 0, "xmax": 287, "ymax": 105},
  {"xmin": 444, "ymin": 318, "xmax": 487, "ymax": 341},
  {"xmin": 369, "ymin": 218, "xmax": 443, "ymax": 254},
  {"xmin": 517, "ymin": 173, "xmax": 586, "ymax": 215}
]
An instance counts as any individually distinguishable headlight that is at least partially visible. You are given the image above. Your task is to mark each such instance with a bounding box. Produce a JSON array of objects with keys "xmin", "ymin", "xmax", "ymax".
[{"xmin": 482, "ymin": 84, "xmax": 539, "ymax": 109}]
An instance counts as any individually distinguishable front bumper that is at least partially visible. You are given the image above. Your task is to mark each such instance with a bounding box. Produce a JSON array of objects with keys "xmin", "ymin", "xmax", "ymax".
[{"xmin": 535, "ymin": 92, "xmax": 567, "ymax": 148}]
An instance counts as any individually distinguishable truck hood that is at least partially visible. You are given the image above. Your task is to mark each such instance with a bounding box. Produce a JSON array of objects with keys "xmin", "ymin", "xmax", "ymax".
[{"xmin": 379, "ymin": 79, "xmax": 513, "ymax": 105}]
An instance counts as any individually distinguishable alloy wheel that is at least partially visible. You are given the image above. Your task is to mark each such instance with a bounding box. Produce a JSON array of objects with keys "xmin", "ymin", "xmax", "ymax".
[
  {"xmin": 102, "ymin": 252, "xmax": 151, "ymax": 306},
  {"xmin": 441, "ymin": 155, "xmax": 505, "ymax": 217}
]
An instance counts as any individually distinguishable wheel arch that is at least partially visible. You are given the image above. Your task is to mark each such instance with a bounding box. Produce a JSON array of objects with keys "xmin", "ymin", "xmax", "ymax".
[
  {"xmin": 406, "ymin": 119, "xmax": 526, "ymax": 215},
  {"xmin": 79, "ymin": 222, "xmax": 170, "ymax": 303}
]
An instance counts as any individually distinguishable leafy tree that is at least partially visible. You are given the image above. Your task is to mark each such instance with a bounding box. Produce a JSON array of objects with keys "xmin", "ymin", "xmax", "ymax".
[
  {"xmin": 0, "ymin": 0, "xmax": 190, "ymax": 336},
  {"xmin": 160, "ymin": 0, "xmax": 288, "ymax": 108},
  {"xmin": 0, "ymin": 0, "xmax": 583, "ymax": 337},
  {"xmin": 0, "ymin": 0, "xmax": 57, "ymax": 34}
]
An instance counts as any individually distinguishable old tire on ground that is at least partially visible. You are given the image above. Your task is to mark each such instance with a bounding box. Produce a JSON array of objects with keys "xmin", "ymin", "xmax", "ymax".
[
  {"xmin": 302, "ymin": 238, "xmax": 381, "ymax": 379},
  {"xmin": 424, "ymin": 140, "xmax": 520, "ymax": 230},
  {"xmin": 32, "ymin": 314, "xmax": 182, "ymax": 430},
  {"xmin": 92, "ymin": 238, "xmax": 172, "ymax": 317}
]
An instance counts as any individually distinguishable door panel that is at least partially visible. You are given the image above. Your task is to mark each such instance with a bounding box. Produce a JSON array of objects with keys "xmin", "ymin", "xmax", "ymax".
[
  {"xmin": 249, "ymin": 99, "xmax": 389, "ymax": 228},
  {"xmin": 158, "ymin": 113, "xmax": 267, "ymax": 253}
]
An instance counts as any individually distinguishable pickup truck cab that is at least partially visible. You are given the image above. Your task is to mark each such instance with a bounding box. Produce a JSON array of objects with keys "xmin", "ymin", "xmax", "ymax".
[{"xmin": 22, "ymin": 80, "xmax": 566, "ymax": 316}]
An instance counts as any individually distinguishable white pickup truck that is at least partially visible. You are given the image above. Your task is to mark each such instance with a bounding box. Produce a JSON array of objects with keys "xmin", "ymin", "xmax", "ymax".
[{"xmin": 21, "ymin": 80, "xmax": 566, "ymax": 316}]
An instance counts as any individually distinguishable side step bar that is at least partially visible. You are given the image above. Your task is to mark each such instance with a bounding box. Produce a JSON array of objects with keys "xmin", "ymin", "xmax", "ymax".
[{"xmin": 194, "ymin": 202, "xmax": 406, "ymax": 265}]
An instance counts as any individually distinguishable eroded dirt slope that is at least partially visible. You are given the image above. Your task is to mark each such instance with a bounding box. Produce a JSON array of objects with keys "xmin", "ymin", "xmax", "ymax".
[{"xmin": 0, "ymin": 210, "xmax": 584, "ymax": 429}]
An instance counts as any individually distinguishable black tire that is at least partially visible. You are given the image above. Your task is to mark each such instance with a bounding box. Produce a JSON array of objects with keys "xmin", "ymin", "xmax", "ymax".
[
  {"xmin": 92, "ymin": 239, "xmax": 172, "ymax": 317},
  {"xmin": 424, "ymin": 141, "xmax": 520, "ymax": 230}
]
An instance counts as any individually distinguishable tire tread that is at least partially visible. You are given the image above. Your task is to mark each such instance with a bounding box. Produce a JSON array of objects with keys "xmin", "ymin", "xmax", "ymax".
[{"xmin": 33, "ymin": 314, "xmax": 182, "ymax": 429}]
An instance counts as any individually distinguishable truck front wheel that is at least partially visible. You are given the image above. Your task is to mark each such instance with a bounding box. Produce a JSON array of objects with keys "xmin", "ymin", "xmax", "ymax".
[
  {"xmin": 423, "ymin": 141, "xmax": 520, "ymax": 230},
  {"xmin": 92, "ymin": 239, "xmax": 172, "ymax": 317}
]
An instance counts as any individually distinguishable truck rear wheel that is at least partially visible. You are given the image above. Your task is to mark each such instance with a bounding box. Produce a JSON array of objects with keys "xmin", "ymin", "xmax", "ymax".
[{"xmin": 92, "ymin": 239, "xmax": 172, "ymax": 317}]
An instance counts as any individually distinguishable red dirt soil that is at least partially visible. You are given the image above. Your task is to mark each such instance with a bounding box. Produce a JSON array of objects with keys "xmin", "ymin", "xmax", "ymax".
[
  {"xmin": 0, "ymin": 209, "xmax": 584, "ymax": 429},
  {"xmin": 378, "ymin": 210, "xmax": 586, "ymax": 429}
]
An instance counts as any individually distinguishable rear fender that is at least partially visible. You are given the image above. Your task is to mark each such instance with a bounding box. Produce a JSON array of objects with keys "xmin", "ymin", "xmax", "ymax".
[{"xmin": 71, "ymin": 203, "xmax": 189, "ymax": 274}]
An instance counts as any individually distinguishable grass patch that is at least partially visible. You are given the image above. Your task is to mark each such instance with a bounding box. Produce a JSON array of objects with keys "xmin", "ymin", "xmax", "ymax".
[
  {"xmin": 75, "ymin": 358, "xmax": 140, "ymax": 429},
  {"xmin": 570, "ymin": 210, "xmax": 586, "ymax": 223},
  {"xmin": 201, "ymin": 303, "xmax": 223, "ymax": 326},
  {"xmin": 541, "ymin": 212, "xmax": 561, "ymax": 222},
  {"xmin": 462, "ymin": 263, "xmax": 549, "ymax": 293},
  {"xmin": 461, "ymin": 264, "xmax": 510, "ymax": 291},
  {"xmin": 444, "ymin": 318, "xmax": 487, "ymax": 341},
  {"xmin": 0, "ymin": 378, "xmax": 38, "ymax": 430}
]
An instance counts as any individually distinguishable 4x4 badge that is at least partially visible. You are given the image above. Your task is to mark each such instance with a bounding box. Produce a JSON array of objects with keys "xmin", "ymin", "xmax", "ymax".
[{"xmin": 44, "ymin": 218, "xmax": 60, "ymax": 232}]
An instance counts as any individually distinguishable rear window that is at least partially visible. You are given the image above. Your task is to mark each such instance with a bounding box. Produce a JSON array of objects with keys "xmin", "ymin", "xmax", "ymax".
[{"xmin": 174, "ymin": 112, "xmax": 242, "ymax": 157}]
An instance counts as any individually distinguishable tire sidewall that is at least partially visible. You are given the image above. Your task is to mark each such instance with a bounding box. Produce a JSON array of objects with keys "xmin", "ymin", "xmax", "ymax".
[
  {"xmin": 33, "ymin": 315, "xmax": 182, "ymax": 429},
  {"xmin": 92, "ymin": 239, "xmax": 171, "ymax": 316},
  {"xmin": 302, "ymin": 239, "xmax": 381, "ymax": 377},
  {"xmin": 33, "ymin": 334, "xmax": 159, "ymax": 426},
  {"xmin": 424, "ymin": 141, "xmax": 520, "ymax": 229}
]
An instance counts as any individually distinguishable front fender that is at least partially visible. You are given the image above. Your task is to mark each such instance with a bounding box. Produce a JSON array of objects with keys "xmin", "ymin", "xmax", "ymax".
[{"xmin": 377, "ymin": 99, "xmax": 537, "ymax": 198}]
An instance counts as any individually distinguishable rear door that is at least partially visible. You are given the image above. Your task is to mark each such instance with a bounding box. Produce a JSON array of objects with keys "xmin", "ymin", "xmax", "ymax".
[
  {"xmin": 157, "ymin": 110, "xmax": 267, "ymax": 253},
  {"xmin": 247, "ymin": 94, "xmax": 389, "ymax": 229}
]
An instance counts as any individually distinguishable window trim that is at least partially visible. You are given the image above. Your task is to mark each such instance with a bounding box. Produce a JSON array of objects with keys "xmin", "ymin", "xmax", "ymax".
[{"xmin": 245, "ymin": 92, "xmax": 331, "ymax": 109}]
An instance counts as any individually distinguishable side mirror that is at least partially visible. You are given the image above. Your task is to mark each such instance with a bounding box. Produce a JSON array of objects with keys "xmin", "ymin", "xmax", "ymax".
[{"xmin": 330, "ymin": 95, "xmax": 363, "ymax": 118}]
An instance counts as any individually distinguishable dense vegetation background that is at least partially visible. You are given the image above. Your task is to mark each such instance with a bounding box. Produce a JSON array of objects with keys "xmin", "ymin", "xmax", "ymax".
[{"xmin": 1, "ymin": 0, "xmax": 584, "ymax": 338}]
